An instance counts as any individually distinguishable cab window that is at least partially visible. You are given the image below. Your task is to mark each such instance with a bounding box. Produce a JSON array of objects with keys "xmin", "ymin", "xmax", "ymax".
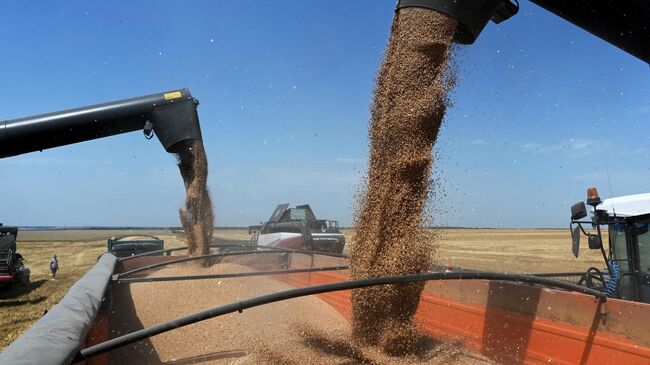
[
  {"xmin": 635, "ymin": 222, "xmax": 650, "ymax": 272},
  {"xmin": 288, "ymin": 208, "xmax": 306, "ymax": 221},
  {"xmin": 611, "ymin": 223, "xmax": 630, "ymax": 272}
]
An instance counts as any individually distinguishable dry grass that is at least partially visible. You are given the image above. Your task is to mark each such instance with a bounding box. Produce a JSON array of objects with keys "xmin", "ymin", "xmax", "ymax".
[
  {"xmin": 16, "ymin": 229, "xmax": 175, "ymax": 243},
  {"xmin": 343, "ymin": 228, "xmax": 604, "ymax": 274},
  {"xmin": 434, "ymin": 229, "xmax": 604, "ymax": 274},
  {"xmin": 0, "ymin": 228, "xmax": 604, "ymax": 351},
  {"xmin": 213, "ymin": 229, "xmax": 251, "ymax": 241}
]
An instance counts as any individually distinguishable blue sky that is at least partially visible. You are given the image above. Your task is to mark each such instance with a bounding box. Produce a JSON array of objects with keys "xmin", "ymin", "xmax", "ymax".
[{"xmin": 0, "ymin": 1, "xmax": 648, "ymax": 228}]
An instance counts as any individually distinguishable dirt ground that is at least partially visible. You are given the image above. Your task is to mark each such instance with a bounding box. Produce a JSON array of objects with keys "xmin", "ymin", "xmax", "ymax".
[{"xmin": 0, "ymin": 228, "xmax": 605, "ymax": 352}]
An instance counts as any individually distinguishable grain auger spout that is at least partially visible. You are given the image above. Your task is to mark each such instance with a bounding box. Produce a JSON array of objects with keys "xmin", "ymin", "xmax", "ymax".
[
  {"xmin": 397, "ymin": 0, "xmax": 650, "ymax": 64},
  {"xmin": 0, "ymin": 89, "xmax": 203, "ymax": 158},
  {"xmin": 396, "ymin": 0, "xmax": 519, "ymax": 44},
  {"xmin": 0, "ymin": 89, "xmax": 214, "ymax": 259}
]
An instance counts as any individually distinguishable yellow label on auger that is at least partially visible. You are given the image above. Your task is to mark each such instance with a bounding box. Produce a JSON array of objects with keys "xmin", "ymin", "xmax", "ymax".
[{"xmin": 164, "ymin": 91, "xmax": 182, "ymax": 100}]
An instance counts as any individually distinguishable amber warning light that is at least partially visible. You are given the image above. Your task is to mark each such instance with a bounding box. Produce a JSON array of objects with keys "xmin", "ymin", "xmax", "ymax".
[{"xmin": 587, "ymin": 187, "xmax": 602, "ymax": 207}]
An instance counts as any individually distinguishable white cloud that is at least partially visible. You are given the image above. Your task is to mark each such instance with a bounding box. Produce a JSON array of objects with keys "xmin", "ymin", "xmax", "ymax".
[
  {"xmin": 517, "ymin": 138, "xmax": 600, "ymax": 157},
  {"xmin": 468, "ymin": 138, "xmax": 488, "ymax": 145},
  {"xmin": 612, "ymin": 146, "xmax": 650, "ymax": 156},
  {"xmin": 336, "ymin": 157, "xmax": 360, "ymax": 164}
]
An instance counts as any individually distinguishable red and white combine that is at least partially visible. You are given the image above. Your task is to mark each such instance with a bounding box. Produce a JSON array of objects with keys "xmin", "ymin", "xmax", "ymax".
[{"xmin": 250, "ymin": 203, "xmax": 346, "ymax": 254}]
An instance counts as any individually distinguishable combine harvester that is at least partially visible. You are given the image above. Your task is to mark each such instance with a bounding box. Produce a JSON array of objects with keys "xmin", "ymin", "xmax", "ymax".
[
  {"xmin": 250, "ymin": 203, "xmax": 346, "ymax": 254},
  {"xmin": 1, "ymin": 0, "xmax": 649, "ymax": 364}
]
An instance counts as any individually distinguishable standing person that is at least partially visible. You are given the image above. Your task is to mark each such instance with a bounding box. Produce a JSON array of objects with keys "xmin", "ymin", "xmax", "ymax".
[{"xmin": 50, "ymin": 255, "xmax": 58, "ymax": 280}]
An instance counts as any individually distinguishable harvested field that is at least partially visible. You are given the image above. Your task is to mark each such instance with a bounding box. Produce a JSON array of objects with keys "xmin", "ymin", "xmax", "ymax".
[
  {"xmin": 343, "ymin": 228, "xmax": 603, "ymax": 274},
  {"xmin": 212, "ymin": 229, "xmax": 251, "ymax": 242},
  {"xmin": 434, "ymin": 229, "xmax": 604, "ymax": 274},
  {"xmin": 111, "ymin": 262, "xmax": 494, "ymax": 364},
  {"xmin": 15, "ymin": 229, "xmax": 175, "ymax": 243}
]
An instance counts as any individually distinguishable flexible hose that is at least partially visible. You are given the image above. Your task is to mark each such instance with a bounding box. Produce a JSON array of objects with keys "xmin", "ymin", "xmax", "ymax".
[
  {"xmin": 113, "ymin": 265, "xmax": 349, "ymax": 284},
  {"xmin": 604, "ymin": 260, "xmax": 620, "ymax": 298},
  {"xmin": 118, "ymin": 243, "xmax": 347, "ymax": 262}
]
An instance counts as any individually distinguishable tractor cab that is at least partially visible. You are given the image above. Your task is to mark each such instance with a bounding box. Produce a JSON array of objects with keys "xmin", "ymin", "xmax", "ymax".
[{"xmin": 570, "ymin": 188, "xmax": 650, "ymax": 303}]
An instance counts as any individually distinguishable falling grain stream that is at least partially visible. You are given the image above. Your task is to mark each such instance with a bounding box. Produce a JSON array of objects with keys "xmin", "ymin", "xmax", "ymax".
[
  {"xmin": 350, "ymin": 8, "xmax": 457, "ymax": 355},
  {"xmin": 176, "ymin": 140, "xmax": 214, "ymax": 261}
]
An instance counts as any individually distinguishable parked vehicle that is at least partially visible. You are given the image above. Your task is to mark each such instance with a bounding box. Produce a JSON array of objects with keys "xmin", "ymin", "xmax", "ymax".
[{"xmin": 0, "ymin": 225, "xmax": 30, "ymax": 288}]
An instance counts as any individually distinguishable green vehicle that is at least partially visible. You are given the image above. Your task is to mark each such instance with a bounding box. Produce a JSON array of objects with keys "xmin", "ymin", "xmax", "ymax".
[{"xmin": 107, "ymin": 235, "xmax": 164, "ymax": 258}]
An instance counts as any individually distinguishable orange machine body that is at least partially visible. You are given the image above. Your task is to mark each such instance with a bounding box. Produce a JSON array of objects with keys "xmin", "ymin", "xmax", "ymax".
[{"xmin": 83, "ymin": 253, "xmax": 650, "ymax": 365}]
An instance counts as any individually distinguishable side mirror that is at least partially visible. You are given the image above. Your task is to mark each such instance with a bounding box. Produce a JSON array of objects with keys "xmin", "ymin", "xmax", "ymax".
[
  {"xmin": 588, "ymin": 235, "xmax": 602, "ymax": 250},
  {"xmin": 571, "ymin": 225, "xmax": 581, "ymax": 258},
  {"xmin": 571, "ymin": 201, "xmax": 588, "ymax": 220}
]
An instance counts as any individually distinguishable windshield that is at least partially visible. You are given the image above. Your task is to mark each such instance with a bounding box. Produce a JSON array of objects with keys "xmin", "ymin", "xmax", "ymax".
[{"xmin": 288, "ymin": 209, "xmax": 307, "ymax": 221}]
